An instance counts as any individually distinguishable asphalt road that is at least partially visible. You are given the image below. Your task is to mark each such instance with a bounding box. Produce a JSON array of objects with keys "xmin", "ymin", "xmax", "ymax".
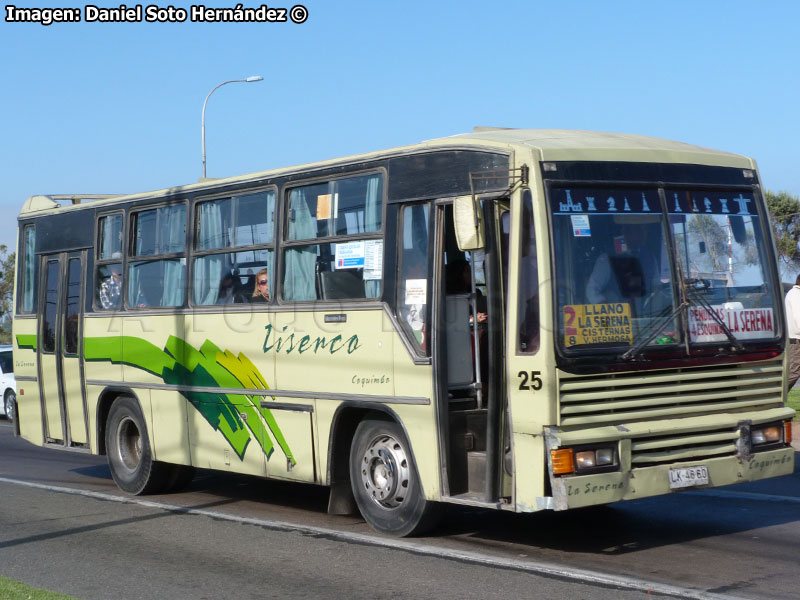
[{"xmin": 1, "ymin": 421, "xmax": 799, "ymax": 600}]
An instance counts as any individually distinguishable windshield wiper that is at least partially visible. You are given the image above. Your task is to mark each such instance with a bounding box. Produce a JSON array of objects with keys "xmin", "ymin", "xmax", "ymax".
[
  {"xmin": 621, "ymin": 278, "xmax": 744, "ymax": 361},
  {"xmin": 621, "ymin": 301, "xmax": 687, "ymax": 361},
  {"xmin": 683, "ymin": 278, "xmax": 744, "ymax": 351}
]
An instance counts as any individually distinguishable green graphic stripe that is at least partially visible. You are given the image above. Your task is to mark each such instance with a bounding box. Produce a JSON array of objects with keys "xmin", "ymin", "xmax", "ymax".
[
  {"xmin": 84, "ymin": 335, "xmax": 293, "ymax": 464},
  {"xmin": 16, "ymin": 334, "xmax": 37, "ymax": 351},
  {"xmin": 217, "ymin": 349, "xmax": 294, "ymax": 465}
]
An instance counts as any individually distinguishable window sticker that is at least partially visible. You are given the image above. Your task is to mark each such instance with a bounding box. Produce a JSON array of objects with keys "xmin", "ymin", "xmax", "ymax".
[
  {"xmin": 317, "ymin": 194, "xmax": 332, "ymax": 220},
  {"xmin": 571, "ymin": 214, "xmax": 591, "ymax": 237},
  {"xmin": 563, "ymin": 303, "xmax": 633, "ymax": 347},
  {"xmin": 335, "ymin": 241, "xmax": 365, "ymax": 269},
  {"xmin": 363, "ymin": 239, "xmax": 383, "ymax": 280},
  {"xmin": 405, "ymin": 279, "xmax": 427, "ymax": 305}
]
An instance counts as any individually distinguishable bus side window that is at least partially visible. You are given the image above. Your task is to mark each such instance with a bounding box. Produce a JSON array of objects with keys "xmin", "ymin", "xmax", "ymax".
[
  {"xmin": 128, "ymin": 204, "xmax": 187, "ymax": 308},
  {"xmin": 95, "ymin": 213, "xmax": 124, "ymax": 311},
  {"xmin": 396, "ymin": 203, "xmax": 429, "ymax": 352},
  {"xmin": 518, "ymin": 190, "xmax": 539, "ymax": 353},
  {"xmin": 192, "ymin": 191, "xmax": 276, "ymax": 306},
  {"xmin": 20, "ymin": 225, "xmax": 36, "ymax": 313},
  {"xmin": 283, "ymin": 173, "xmax": 384, "ymax": 302}
]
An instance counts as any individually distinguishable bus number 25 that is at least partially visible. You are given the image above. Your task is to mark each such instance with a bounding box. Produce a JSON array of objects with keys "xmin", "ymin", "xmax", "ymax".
[{"xmin": 518, "ymin": 370, "xmax": 543, "ymax": 391}]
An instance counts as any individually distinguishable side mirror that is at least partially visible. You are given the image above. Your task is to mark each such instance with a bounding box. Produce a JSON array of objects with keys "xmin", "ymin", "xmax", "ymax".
[
  {"xmin": 729, "ymin": 215, "xmax": 747, "ymax": 244},
  {"xmin": 453, "ymin": 196, "xmax": 485, "ymax": 250}
]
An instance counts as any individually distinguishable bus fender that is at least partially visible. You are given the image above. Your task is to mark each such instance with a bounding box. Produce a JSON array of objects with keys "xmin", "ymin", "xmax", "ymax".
[
  {"xmin": 95, "ymin": 386, "xmax": 146, "ymax": 455},
  {"xmin": 326, "ymin": 403, "xmax": 421, "ymax": 515}
]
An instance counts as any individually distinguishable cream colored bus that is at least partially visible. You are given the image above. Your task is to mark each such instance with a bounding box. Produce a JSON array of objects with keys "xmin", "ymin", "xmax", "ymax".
[{"xmin": 12, "ymin": 129, "xmax": 795, "ymax": 536}]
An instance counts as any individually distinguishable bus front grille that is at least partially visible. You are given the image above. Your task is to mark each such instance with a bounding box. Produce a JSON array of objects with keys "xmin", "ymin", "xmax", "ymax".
[
  {"xmin": 629, "ymin": 426, "xmax": 739, "ymax": 467},
  {"xmin": 558, "ymin": 360, "xmax": 783, "ymax": 427}
]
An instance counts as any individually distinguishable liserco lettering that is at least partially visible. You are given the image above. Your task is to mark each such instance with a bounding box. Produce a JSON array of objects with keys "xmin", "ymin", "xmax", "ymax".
[{"xmin": 263, "ymin": 324, "xmax": 361, "ymax": 355}]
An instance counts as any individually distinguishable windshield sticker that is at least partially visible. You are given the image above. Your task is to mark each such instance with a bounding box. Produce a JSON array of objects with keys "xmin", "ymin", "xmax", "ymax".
[
  {"xmin": 669, "ymin": 191, "xmax": 754, "ymax": 215},
  {"xmin": 335, "ymin": 241, "xmax": 365, "ymax": 269},
  {"xmin": 554, "ymin": 189, "xmax": 658, "ymax": 215},
  {"xmin": 571, "ymin": 215, "xmax": 591, "ymax": 237},
  {"xmin": 688, "ymin": 306, "xmax": 774, "ymax": 343},
  {"xmin": 563, "ymin": 303, "xmax": 633, "ymax": 347}
]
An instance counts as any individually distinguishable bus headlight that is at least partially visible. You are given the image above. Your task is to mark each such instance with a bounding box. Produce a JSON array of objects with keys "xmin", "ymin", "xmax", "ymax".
[
  {"xmin": 550, "ymin": 445, "xmax": 619, "ymax": 475},
  {"xmin": 751, "ymin": 424, "xmax": 783, "ymax": 446},
  {"xmin": 575, "ymin": 447, "xmax": 617, "ymax": 470}
]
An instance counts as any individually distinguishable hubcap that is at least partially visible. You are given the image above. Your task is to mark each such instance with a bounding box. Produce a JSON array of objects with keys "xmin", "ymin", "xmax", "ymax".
[
  {"xmin": 360, "ymin": 433, "xmax": 410, "ymax": 509},
  {"xmin": 116, "ymin": 416, "xmax": 142, "ymax": 472}
]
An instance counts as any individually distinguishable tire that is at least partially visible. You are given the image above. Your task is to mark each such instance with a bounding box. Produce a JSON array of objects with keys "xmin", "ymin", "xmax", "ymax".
[
  {"xmin": 349, "ymin": 418, "xmax": 441, "ymax": 537},
  {"xmin": 4, "ymin": 391, "xmax": 15, "ymax": 424},
  {"xmin": 163, "ymin": 464, "xmax": 196, "ymax": 493},
  {"xmin": 105, "ymin": 396, "xmax": 169, "ymax": 495}
]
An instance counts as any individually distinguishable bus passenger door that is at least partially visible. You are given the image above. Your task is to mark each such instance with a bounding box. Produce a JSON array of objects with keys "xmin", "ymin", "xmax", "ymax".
[
  {"xmin": 435, "ymin": 200, "xmax": 508, "ymax": 503},
  {"xmin": 38, "ymin": 252, "xmax": 89, "ymax": 447}
]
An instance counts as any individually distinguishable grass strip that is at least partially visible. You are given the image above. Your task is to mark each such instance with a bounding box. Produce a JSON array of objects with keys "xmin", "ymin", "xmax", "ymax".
[{"xmin": 0, "ymin": 576, "xmax": 78, "ymax": 600}]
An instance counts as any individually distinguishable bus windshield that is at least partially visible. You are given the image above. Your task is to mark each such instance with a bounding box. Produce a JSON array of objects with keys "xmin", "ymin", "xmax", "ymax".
[{"xmin": 550, "ymin": 186, "xmax": 779, "ymax": 355}]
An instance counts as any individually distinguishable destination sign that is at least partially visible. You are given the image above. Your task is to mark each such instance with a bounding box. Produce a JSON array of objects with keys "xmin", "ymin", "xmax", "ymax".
[
  {"xmin": 563, "ymin": 303, "xmax": 633, "ymax": 347},
  {"xmin": 688, "ymin": 306, "xmax": 775, "ymax": 343}
]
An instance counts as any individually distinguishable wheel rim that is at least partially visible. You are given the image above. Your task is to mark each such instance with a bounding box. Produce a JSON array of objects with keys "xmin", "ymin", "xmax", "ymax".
[
  {"xmin": 359, "ymin": 433, "xmax": 410, "ymax": 509},
  {"xmin": 4, "ymin": 394, "xmax": 13, "ymax": 421},
  {"xmin": 115, "ymin": 416, "xmax": 143, "ymax": 473}
]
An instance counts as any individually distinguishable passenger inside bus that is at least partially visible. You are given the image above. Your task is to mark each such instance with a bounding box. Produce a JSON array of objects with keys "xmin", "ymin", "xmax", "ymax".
[
  {"xmin": 251, "ymin": 268, "xmax": 270, "ymax": 302},
  {"xmin": 217, "ymin": 272, "xmax": 237, "ymax": 304}
]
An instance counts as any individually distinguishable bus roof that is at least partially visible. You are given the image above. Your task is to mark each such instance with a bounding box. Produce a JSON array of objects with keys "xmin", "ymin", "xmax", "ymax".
[{"xmin": 20, "ymin": 128, "xmax": 754, "ymax": 217}]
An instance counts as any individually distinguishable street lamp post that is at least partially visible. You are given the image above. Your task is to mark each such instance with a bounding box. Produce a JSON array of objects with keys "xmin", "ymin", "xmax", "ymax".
[{"xmin": 201, "ymin": 75, "xmax": 263, "ymax": 179}]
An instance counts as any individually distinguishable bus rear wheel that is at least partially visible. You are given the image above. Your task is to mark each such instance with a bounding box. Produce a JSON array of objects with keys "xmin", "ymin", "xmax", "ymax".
[
  {"xmin": 105, "ymin": 396, "xmax": 168, "ymax": 495},
  {"xmin": 349, "ymin": 418, "xmax": 441, "ymax": 537}
]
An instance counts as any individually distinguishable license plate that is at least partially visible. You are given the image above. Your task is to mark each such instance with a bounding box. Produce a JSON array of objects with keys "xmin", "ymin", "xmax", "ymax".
[{"xmin": 668, "ymin": 465, "xmax": 709, "ymax": 489}]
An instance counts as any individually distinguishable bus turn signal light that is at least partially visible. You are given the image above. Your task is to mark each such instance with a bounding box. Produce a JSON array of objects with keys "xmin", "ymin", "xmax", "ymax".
[
  {"xmin": 785, "ymin": 421, "xmax": 793, "ymax": 445},
  {"xmin": 551, "ymin": 448, "xmax": 574, "ymax": 475}
]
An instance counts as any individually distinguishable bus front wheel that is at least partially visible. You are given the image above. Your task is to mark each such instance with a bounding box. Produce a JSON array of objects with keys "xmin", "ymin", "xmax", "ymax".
[
  {"xmin": 105, "ymin": 396, "xmax": 168, "ymax": 495},
  {"xmin": 349, "ymin": 418, "xmax": 441, "ymax": 537}
]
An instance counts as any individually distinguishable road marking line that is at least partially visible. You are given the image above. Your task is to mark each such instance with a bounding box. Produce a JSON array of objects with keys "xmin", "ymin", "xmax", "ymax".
[{"xmin": 0, "ymin": 476, "xmax": 741, "ymax": 600}]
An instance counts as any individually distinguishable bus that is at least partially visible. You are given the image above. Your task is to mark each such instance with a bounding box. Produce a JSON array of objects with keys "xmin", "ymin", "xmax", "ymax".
[{"xmin": 12, "ymin": 129, "xmax": 795, "ymax": 536}]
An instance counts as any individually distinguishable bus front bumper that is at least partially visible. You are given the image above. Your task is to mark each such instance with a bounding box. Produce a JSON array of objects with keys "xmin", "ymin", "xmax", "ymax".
[{"xmin": 549, "ymin": 446, "xmax": 794, "ymax": 510}]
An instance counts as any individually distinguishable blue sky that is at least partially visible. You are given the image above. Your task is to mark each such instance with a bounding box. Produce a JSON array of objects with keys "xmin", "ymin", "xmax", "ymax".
[{"xmin": 2, "ymin": 0, "xmax": 799, "ymax": 259}]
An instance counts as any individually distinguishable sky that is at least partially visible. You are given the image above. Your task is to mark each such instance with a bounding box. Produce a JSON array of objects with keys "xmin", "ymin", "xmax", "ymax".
[{"xmin": 2, "ymin": 0, "xmax": 799, "ymax": 263}]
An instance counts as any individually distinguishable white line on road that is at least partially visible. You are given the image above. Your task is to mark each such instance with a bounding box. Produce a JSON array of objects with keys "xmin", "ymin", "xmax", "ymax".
[{"xmin": 0, "ymin": 475, "xmax": 743, "ymax": 600}]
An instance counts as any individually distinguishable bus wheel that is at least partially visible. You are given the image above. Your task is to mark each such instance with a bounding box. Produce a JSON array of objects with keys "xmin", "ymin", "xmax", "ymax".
[
  {"xmin": 4, "ymin": 391, "xmax": 15, "ymax": 423},
  {"xmin": 105, "ymin": 396, "xmax": 167, "ymax": 495},
  {"xmin": 163, "ymin": 464, "xmax": 196, "ymax": 493},
  {"xmin": 349, "ymin": 418, "xmax": 441, "ymax": 537}
]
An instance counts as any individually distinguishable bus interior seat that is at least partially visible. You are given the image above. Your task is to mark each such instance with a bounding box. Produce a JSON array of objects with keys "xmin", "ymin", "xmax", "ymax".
[{"xmin": 318, "ymin": 270, "xmax": 365, "ymax": 300}]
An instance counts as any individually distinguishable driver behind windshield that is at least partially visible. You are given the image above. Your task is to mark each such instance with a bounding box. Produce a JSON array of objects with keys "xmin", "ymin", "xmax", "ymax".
[{"xmin": 586, "ymin": 221, "xmax": 662, "ymax": 315}]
